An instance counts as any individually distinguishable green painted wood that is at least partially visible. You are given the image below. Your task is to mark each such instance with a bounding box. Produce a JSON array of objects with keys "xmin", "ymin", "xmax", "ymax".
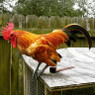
[
  {"xmin": 0, "ymin": 37, "xmax": 11, "ymax": 95},
  {"xmin": 11, "ymin": 48, "xmax": 19, "ymax": 95},
  {"xmin": 0, "ymin": 36, "xmax": 24, "ymax": 95},
  {"xmin": 18, "ymin": 56, "xmax": 24, "ymax": 95},
  {"xmin": 11, "ymin": 48, "xmax": 24, "ymax": 95}
]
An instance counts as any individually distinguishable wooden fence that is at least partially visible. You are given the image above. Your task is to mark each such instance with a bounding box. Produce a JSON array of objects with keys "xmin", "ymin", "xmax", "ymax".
[
  {"xmin": 0, "ymin": 36, "xmax": 24, "ymax": 95},
  {"xmin": 0, "ymin": 14, "xmax": 95, "ymax": 31},
  {"xmin": 0, "ymin": 36, "xmax": 11, "ymax": 95},
  {"xmin": 0, "ymin": 14, "xmax": 95, "ymax": 38}
]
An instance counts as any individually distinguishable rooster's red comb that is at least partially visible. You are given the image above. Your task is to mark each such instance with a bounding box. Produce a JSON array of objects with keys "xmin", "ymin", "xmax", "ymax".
[{"xmin": 0, "ymin": 22, "xmax": 14, "ymax": 40}]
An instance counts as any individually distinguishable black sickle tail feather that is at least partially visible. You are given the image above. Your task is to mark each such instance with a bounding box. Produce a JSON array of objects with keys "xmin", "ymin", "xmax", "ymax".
[{"xmin": 63, "ymin": 24, "xmax": 92, "ymax": 49}]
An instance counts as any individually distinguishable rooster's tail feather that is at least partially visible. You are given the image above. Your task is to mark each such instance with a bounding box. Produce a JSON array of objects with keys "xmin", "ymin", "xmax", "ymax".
[{"xmin": 63, "ymin": 23, "xmax": 92, "ymax": 49}]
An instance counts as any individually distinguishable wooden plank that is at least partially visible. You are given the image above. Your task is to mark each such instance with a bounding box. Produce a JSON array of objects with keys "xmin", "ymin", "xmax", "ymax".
[
  {"xmin": 23, "ymin": 48, "xmax": 95, "ymax": 93},
  {"xmin": 11, "ymin": 48, "xmax": 19, "ymax": 95},
  {"xmin": 45, "ymin": 86, "xmax": 61, "ymax": 95},
  {"xmin": 11, "ymin": 48, "xmax": 24, "ymax": 95},
  {"xmin": 61, "ymin": 84, "xmax": 95, "ymax": 95},
  {"xmin": 0, "ymin": 38, "xmax": 11, "ymax": 95},
  {"xmin": 23, "ymin": 62, "xmax": 30, "ymax": 95},
  {"xmin": 18, "ymin": 56, "xmax": 24, "ymax": 95}
]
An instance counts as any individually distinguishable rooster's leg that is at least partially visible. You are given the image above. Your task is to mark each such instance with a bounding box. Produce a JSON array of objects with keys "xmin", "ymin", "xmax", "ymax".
[
  {"xmin": 32, "ymin": 63, "xmax": 41, "ymax": 79},
  {"xmin": 36, "ymin": 64, "xmax": 48, "ymax": 79}
]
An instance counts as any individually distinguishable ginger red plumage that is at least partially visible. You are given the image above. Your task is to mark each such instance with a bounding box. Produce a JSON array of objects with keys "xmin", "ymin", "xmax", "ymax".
[{"xmin": 12, "ymin": 29, "xmax": 68, "ymax": 66}]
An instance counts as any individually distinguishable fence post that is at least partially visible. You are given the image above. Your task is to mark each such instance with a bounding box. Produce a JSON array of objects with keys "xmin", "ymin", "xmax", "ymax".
[
  {"xmin": 0, "ymin": 36, "xmax": 24, "ymax": 95},
  {"xmin": 11, "ymin": 48, "xmax": 24, "ymax": 95},
  {"xmin": 0, "ymin": 36, "xmax": 11, "ymax": 95}
]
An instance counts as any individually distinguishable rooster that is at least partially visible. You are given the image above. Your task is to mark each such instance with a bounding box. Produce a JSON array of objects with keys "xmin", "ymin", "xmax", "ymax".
[{"xmin": 0, "ymin": 22, "xmax": 92, "ymax": 78}]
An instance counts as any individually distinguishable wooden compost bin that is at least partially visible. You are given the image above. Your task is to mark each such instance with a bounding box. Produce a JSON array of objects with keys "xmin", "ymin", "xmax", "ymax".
[{"xmin": 23, "ymin": 48, "xmax": 95, "ymax": 95}]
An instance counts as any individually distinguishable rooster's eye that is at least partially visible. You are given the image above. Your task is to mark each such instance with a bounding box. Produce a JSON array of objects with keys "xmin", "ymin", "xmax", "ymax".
[{"xmin": 11, "ymin": 34, "xmax": 13, "ymax": 37}]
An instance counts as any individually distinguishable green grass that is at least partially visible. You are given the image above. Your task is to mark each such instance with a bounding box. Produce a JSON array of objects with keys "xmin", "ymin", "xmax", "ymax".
[{"xmin": 15, "ymin": 28, "xmax": 53, "ymax": 34}]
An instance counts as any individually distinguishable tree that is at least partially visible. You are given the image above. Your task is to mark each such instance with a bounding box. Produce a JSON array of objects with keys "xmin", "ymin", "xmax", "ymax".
[
  {"xmin": 0, "ymin": 0, "xmax": 6, "ymax": 13},
  {"xmin": 13, "ymin": 0, "xmax": 83, "ymax": 17},
  {"xmin": 75, "ymin": 0, "xmax": 95, "ymax": 17},
  {"xmin": 0, "ymin": 0, "xmax": 17, "ymax": 13}
]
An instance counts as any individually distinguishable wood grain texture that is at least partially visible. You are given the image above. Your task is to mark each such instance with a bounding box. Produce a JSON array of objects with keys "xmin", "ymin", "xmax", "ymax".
[
  {"xmin": 0, "ymin": 37, "xmax": 24, "ymax": 95},
  {"xmin": 23, "ymin": 62, "xmax": 30, "ymax": 95},
  {"xmin": 45, "ymin": 86, "xmax": 61, "ymax": 95},
  {"xmin": 23, "ymin": 48, "xmax": 95, "ymax": 92},
  {"xmin": 11, "ymin": 48, "xmax": 24, "ymax": 95},
  {"xmin": 0, "ymin": 38, "xmax": 11, "ymax": 95}
]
